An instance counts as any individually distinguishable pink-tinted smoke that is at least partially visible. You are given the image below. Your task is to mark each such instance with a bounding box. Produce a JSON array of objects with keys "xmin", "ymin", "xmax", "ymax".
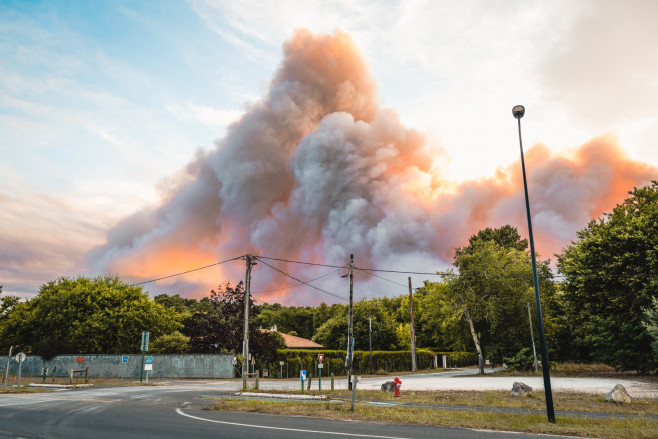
[{"xmin": 86, "ymin": 30, "xmax": 656, "ymax": 304}]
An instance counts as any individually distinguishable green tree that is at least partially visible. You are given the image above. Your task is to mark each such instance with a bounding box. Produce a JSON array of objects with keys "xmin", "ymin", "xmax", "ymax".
[
  {"xmin": 557, "ymin": 181, "xmax": 658, "ymax": 372},
  {"xmin": 445, "ymin": 226, "xmax": 553, "ymax": 373},
  {"xmin": 149, "ymin": 331, "xmax": 190, "ymax": 354},
  {"xmin": 0, "ymin": 276, "xmax": 180, "ymax": 359},
  {"xmin": 313, "ymin": 299, "xmax": 398, "ymax": 350},
  {"xmin": 414, "ymin": 280, "xmax": 472, "ymax": 352},
  {"xmin": 182, "ymin": 281, "xmax": 284, "ymax": 359}
]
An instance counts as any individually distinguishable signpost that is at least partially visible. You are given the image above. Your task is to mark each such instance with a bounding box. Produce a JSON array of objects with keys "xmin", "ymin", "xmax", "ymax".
[
  {"xmin": 300, "ymin": 369, "xmax": 307, "ymax": 393},
  {"xmin": 140, "ymin": 331, "xmax": 149, "ymax": 383},
  {"xmin": 318, "ymin": 354, "xmax": 324, "ymax": 391},
  {"xmin": 120, "ymin": 355, "xmax": 128, "ymax": 383},
  {"xmin": 144, "ymin": 355, "xmax": 153, "ymax": 383},
  {"xmin": 15, "ymin": 352, "xmax": 26, "ymax": 387},
  {"xmin": 279, "ymin": 361, "xmax": 284, "ymax": 379}
]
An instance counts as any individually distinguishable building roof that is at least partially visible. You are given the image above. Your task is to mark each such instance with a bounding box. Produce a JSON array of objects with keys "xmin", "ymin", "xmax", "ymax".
[{"xmin": 260, "ymin": 329, "xmax": 324, "ymax": 350}]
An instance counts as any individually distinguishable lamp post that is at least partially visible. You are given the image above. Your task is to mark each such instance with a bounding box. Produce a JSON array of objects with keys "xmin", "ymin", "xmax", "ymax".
[{"xmin": 513, "ymin": 105, "xmax": 555, "ymax": 423}]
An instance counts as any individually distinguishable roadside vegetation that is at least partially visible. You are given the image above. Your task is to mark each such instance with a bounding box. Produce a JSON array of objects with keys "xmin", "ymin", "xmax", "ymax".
[{"xmin": 207, "ymin": 389, "xmax": 658, "ymax": 439}]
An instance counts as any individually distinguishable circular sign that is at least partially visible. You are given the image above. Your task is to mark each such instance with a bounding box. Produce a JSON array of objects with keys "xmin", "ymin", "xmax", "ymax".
[{"xmin": 15, "ymin": 352, "xmax": 26, "ymax": 363}]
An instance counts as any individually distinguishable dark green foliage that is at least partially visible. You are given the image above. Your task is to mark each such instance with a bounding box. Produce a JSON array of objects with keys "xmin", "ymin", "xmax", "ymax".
[
  {"xmin": 504, "ymin": 348, "xmax": 535, "ymax": 372},
  {"xmin": 267, "ymin": 349, "xmax": 472, "ymax": 377},
  {"xmin": 558, "ymin": 181, "xmax": 658, "ymax": 372},
  {"xmin": 0, "ymin": 276, "xmax": 180, "ymax": 359},
  {"xmin": 312, "ymin": 299, "xmax": 398, "ymax": 350},
  {"xmin": 181, "ymin": 281, "xmax": 285, "ymax": 358}
]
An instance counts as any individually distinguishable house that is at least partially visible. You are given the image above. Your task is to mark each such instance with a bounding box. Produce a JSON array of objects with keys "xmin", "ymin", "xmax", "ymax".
[{"xmin": 260, "ymin": 326, "xmax": 324, "ymax": 350}]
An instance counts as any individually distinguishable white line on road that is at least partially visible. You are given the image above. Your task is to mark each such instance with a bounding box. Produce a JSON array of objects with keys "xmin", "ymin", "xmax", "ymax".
[{"xmin": 175, "ymin": 407, "xmax": 412, "ymax": 439}]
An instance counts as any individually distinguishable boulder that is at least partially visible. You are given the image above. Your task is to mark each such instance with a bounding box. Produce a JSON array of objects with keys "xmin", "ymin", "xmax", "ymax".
[
  {"xmin": 510, "ymin": 381, "xmax": 532, "ymax": 396},
  {"xmin": 605, "ymin": 384, "xmax": 632, "ymax": 403},
  {"xmin": 381, "ymin": 381, "xmax": 395, "ymax": 392}
]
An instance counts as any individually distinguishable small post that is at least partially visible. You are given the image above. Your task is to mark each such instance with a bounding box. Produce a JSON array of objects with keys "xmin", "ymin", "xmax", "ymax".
[
  {"xmin": 69, "ymin": 369, "xmax": 73, "ymax": 385},
  {"xmin": 527, "ymin": 302, "xmax": 539, "ymax": 372},
  {"xmin": 17, "ymin": 362, "xmax": 23, "ymax": 387},
  {"xmin": 307, "ymin": 373, "xmax": 312, "ymax": 391},
  {"xmin": 331, "ymin": 373, "xmax": 334, "ymax": 391},
  {"xmin": 42, "ymin": 367, "xmax": 48, "ymax": 383},
  {"xmin": 255, "ymin": 371, "xmax": 259, "ymax": 390},
  {"xmin": 84, "ymin": 367, "xmax": 89, "ymax": 384},
  {"xmin": 52, "ymin": 366, "xmax": 57, "ymax": 382},
  {"xmin": 3, "ymin": 346, "xmax": 12, "ymax": 387},
  {"xmin": 350, "ymin": 375, "xmax": 358, "ymax": 411}
]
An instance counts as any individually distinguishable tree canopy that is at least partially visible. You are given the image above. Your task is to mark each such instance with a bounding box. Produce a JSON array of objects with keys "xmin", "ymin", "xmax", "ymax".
[
  {"xmin": 0, "ymin": 275, "xmax": 180, "ymax": 359},
  {"xmin": 557, "ymin": 181, "xmax": 658, "ymax": 371}
]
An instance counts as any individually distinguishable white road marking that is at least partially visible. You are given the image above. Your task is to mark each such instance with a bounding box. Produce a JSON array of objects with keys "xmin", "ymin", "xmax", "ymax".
[{"xmin": 175, "ymin": 407, "xmax": 412, "ymax": 439}]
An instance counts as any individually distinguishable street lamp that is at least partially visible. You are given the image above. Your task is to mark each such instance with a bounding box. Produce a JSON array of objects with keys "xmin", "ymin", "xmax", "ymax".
[{"xmin": 513, "ymin": 105, "xmax": 556, "ymax": 423}]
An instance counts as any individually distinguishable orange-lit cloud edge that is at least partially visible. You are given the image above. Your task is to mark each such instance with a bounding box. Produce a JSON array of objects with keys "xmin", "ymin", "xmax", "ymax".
[{"xmin": 86, "ymin": 30, "xmax": 657, "ymax": 305}]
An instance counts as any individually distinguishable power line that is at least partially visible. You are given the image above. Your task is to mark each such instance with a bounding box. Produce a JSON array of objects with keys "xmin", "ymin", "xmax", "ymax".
[
  {"xmin": 255, "ymin": 257, "xmax": 349, "ymax": 302},
  {"xmin": 257, "ymin": 255, "xmax": 346, "ymax": 269},
  {"xmin": 252, "ymin": 268, "xmax": 340, "ymax": 294},
  {"xmin": 130, "ymin": 255, "xmax": 245, "ymax": 287}
]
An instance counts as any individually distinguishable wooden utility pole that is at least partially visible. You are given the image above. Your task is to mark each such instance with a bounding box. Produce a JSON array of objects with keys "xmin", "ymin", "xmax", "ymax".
[
  {"xmin": 242, "ymin": 254, "xmax": 256, "ymax": 378},
  {"xmin": 347, "ymin": 254, "xmax": 354, "ymax": 390},
  {"xmin": 368, "ymin": 315, "xmax": 372, "ymax": 371},
  {"xmin": 408, "ymin": 277, "xmax": 417, "ymax": 372}
]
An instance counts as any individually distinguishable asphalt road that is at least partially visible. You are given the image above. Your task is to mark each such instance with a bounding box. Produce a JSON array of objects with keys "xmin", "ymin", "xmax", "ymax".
[{"xmin": 0, "ymin": 381, "xmax": 581, "ymax": 439}]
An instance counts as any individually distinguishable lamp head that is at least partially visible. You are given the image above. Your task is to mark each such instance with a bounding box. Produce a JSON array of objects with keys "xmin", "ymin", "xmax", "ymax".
[{"xmin": 512, "ymin": 105, "xmax": 525, "ymax": 119}]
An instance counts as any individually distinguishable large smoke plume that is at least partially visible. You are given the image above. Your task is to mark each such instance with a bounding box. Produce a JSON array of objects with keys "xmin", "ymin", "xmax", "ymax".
[{"xmin": 87, "ymin": 30, "xmax": 656, "ymax": 304}]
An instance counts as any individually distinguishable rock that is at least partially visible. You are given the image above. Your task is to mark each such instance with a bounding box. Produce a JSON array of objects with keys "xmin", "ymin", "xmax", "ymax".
[
  {"xmin": 606, "ymin": 384, "xmax": 632, "ymax": 403},
  {"xmin": 381, "ymin": 381, "xmax": 395, "ymax": 392},
  {"xmin": 510, "ymin": 381, "xmax": 532, "ymax": 396}
]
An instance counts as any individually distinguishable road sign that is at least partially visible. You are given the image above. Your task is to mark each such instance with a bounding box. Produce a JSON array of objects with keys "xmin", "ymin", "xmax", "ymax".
[
  {"xmin": 318, "ymin": 354, "xmax": 324, "ymax": 364},
  {"xmin": 144, "ymin": 364, "xmax": 152, "ymax": 371},
  {"xmin": 300, "ymin": 370, "xmax": 307, "ymax": 381},
  {"xmin": 15, "ymin": 352, "xmax": 26, "ymax": 363},
  {"xmin": 141, "ymin": 331, "xmax": 150, "ymax": 352},
  {"xmin": 122, "ymin": 355, "xmax": 129, "ymax": 363},
  {"xmin": 318, "ymin": 364, "xmax": 323, "ymax": 369},
  {"xmin": 145, "ymin": 356, "xmax": 153, "ymax": 364},
  {"xmin": 76, "ymin": 357, "xmax": 84, "ymax": 363}
]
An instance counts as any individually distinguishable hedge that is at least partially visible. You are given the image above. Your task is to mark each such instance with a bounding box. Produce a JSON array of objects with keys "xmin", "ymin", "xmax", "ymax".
[{"xmin": 254, "ymin": 349, "xmax": 477, "ymax": 378}]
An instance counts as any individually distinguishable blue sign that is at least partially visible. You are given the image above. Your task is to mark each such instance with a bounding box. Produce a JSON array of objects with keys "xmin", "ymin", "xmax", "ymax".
[
  {"xmin": 145, "ymin": 356, "xmax": 153, "ymax": 364},
  {"xmin": 300, "ymin": 370, "xmax": 307, "ymax": 381},
  {"xmin": 121, "ymin": 355, "xmax": 129, "ymax": 363}
]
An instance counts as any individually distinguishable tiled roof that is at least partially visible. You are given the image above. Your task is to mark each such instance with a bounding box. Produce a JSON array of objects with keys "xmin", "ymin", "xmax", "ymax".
[{"xmin": 260, "ymin": 329, "xmax": 324, "ymax": 349}]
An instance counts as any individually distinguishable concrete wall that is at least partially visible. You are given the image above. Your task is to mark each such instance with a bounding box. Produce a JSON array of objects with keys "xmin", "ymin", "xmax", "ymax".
[{"xmin": 4, "ymin": 354, "xmax": 235, "ymax": 379}]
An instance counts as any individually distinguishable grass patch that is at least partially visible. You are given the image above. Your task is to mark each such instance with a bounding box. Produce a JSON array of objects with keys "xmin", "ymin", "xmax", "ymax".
[
  {"xmin": 207, "ymin": 398, "xmax": 658, "ymax": 439},
  {"xmin": 208, "ymin": 389, "xmax": 658, "ymax": 439}
]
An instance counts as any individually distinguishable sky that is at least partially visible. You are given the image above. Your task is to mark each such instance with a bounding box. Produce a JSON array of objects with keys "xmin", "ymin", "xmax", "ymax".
[{"xmin": 1, "ymin": 0, "xmax": 657, "ymax": 305}]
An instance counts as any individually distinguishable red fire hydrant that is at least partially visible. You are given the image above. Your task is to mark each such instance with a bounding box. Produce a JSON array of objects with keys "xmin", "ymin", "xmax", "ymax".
[{"xmin": 394, "ymin": 377, "xmax": 402, "ymax": 397}]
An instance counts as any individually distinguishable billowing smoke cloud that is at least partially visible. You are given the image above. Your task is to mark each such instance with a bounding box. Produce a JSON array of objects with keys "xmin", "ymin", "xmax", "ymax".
[{"xmin": 87, "ymin": 30, "xmax": 656, "ymax": 304}]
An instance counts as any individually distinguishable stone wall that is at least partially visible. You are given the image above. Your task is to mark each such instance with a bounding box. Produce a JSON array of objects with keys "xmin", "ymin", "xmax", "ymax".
[{"xmin": 3, "ymin": 354, "xmax": 234, "ymax": 379}]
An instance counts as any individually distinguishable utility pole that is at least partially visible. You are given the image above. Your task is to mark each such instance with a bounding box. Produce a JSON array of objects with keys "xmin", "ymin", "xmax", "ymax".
[
  {"xmin": 347, "ymin": 254, "xmax": 354, "ymax": 390},
  {"xmin": 242, "ymin": 254, "xmax": 256, "ymax": 378},
  {"xmin": 408, "ymin": 277, "xmax": 417, "ymax": 372},
  {"xmin": 527, "ymin": 302, "xmax": 538, "ymax": 372},
  {"xmin": 368, "ymin": 315, "xmax": 372, "ymax": 371}
]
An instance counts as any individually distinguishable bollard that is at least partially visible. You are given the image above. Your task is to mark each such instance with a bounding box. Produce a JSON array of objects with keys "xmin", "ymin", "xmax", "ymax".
[
  {"xmin": 351, "ymin": 375, "xmax": 357, "ymax": 409},
  {"xmin": 42, "ymin": 367, "xmax": 48, "ymax": 383},
  {"xmin": 331, "ymin": 373, "xmax": 334, "ymax": 391},
  {"xmin": 69, "ymin": 369, "xmax": 73, "ymax": 385},
  {"xmin": 255, "ymin": 371, "xmax": 259, "ymax": 390},
  {"xmin": 84, "ymin": 367, "xmax": 89, "ymax": 384},
  {"xmin": 52, "ymin": 366, "xmax": 57, "ymax": 383},
  {"xmin": 307, "ymin": 373, "xmax": 311, "ymax": 391}
]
